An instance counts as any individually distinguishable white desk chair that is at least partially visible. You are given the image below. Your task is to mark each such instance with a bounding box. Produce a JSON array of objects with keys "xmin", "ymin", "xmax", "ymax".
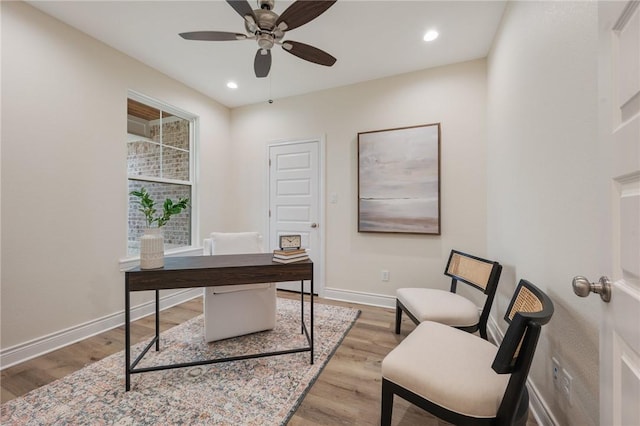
[{"xmin": 202, "ymin": 232, "xmax": 276, "ymax": 342}]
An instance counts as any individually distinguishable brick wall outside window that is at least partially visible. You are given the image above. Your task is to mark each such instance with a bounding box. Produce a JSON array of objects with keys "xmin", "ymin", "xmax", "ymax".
[{"xmin": 127, "ymin": 116, "xmax": 192, "ymax": 254}]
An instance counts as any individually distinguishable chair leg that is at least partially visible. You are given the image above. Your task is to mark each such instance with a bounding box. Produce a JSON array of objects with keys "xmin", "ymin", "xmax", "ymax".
[
  {"xmin": 479, "ymin": 324, "xmax": 487, "ymax": 340},
  {"xmin": 381, "ymin": 379, "xmax": 394, "ymax": 426},
  {"xmin": 512, "ymin": 388, "xmax": 530, "ymax": 426},
  {"xmin": 395, "ymin": 300, "xmax": 402, "ymax": 334}
]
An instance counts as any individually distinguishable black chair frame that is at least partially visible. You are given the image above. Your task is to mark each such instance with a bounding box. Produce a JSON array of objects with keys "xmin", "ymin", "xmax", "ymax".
[{"xmin": 381, "ymin": 379, "xmax": 529, "ymax": 426}]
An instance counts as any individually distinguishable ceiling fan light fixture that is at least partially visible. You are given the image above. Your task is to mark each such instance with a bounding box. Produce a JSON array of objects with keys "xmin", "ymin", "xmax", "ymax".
[
  {"xmin": 257, "ymin": 33, "xmax": 274, "ymax": 49},
  {"xmin": 423, "ymin": 30, "xmax": 439, "ymax": 42},
  {"xmin": 180, "ymin": 0, "xmax": 338, "ymax": 78}
]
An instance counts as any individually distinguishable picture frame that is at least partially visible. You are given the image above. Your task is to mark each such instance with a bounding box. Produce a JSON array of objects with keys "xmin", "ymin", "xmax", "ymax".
[{"xmin": 358, "ymin": 123, "xmax": 441, "ymax": 235}]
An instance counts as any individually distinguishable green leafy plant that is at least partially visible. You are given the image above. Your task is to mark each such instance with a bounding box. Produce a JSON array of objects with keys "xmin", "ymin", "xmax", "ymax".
[{"xmin": 130, "ymin": 187, "xmax": 190, "ymax": 228}]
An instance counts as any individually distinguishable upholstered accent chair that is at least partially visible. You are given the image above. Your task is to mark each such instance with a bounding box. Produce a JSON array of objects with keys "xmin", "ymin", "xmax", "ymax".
[
  {"xmin": 202, "ymin": 232, "xmax": 276, "ymax": 342},
  {"xmin": 395, "ymin": 250, "xmax": 502, "ymax": 339},
  {"xmin": 382, "ymin": 279, "xmax": 554, "ymax": 426}
]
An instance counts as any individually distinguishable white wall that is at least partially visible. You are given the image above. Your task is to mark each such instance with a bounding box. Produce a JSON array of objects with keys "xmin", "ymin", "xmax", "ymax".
[
  {"xmin": 230, "ymin": 59, "xmax": 488, "ymax": 303},
  {"xmin": 1, "ymin": 2, "xmax": 232, "ymax": 350},
  {"xmin": 487, "ymin": 2, "xmax": 600, "ymax": 425}
]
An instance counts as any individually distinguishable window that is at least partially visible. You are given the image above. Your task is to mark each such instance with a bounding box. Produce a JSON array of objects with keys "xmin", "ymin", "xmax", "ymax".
[{"xmin": 126, "ymin": 93, "xmax": 196, "ymax": 255}]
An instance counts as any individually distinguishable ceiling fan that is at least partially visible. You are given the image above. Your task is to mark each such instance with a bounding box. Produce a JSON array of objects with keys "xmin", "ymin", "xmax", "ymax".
[{"xmin": 179, "ymin": 0, "xmax": 337, "ymax": 78}]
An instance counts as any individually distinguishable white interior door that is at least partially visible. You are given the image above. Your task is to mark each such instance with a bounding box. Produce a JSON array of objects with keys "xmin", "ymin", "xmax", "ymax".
[
  {"xmin": 268, "ymin": 139, "xmax": 322, "ymax": 294},
  {"xmin": 598, "ymin": 2, "xmax": 640, "ymax": 425}
]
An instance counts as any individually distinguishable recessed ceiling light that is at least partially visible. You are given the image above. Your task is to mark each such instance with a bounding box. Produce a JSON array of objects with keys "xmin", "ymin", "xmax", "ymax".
[
  {"xmin": 227, "ymin": 81, "xmax": 238, "ymax": 89},
  {"xmin": 423, "ymin": 30, "xmax": 439, "ymax": 42}
]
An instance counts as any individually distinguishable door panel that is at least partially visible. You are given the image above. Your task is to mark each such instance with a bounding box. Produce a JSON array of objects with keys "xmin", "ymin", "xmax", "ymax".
[
  {"xmin": 277, "ymin": 179, "xmax": 311, "ymax": 196},
  {"xmin": 277, "ymin": 151, "xmax": 311, "ymax": 169},
  {"xmin": 277, "ymin": 205, "xmax": 311, "ymax": 221},
  {"xmin": 269, "ymin": 140, "xmax": 321, "ymax": 294},
  {"xmin": 599, "ymin": 1, "xmax": 640, "ymax": 425}
]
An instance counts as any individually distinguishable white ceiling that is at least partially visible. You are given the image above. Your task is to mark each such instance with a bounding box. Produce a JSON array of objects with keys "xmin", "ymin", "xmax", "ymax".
[{"xmin": 28, "ymin": 1, "xmax": 506, "ymax": 108}]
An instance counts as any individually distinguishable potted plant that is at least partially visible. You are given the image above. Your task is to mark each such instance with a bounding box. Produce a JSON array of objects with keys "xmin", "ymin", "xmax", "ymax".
[{"xmin": 130, "ymin": 187, "xmax": 189, "ymax": 269}]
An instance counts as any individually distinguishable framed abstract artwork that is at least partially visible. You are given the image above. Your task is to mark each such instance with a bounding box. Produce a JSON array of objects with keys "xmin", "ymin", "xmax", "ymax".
[{"xmin": 358, "ymin": 123, "xmax": 441, "ymax": 234}]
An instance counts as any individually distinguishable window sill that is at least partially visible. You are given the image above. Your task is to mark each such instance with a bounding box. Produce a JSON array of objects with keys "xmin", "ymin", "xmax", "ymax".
[{"xmin": 119, "ymin": 246, "xmax": 204, "ymax": 271}]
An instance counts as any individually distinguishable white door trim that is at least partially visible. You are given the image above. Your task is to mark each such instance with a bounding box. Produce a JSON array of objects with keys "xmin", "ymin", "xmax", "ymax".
[{"xmin": 264, "ymin": 136, "xmax": 326, "ymax": 297}]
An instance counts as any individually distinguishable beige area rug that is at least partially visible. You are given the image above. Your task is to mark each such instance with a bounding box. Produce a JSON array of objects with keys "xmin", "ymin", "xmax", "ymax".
[{"xmin": 1, "ymin": 298, "xmax": 360, "ymax": 425}]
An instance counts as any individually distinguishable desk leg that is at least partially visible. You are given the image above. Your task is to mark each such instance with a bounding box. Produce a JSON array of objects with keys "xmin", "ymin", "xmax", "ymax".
[
  {"xmin": 300, "ymin": 280, "xmax": 304, "ymax": 334},
  {"xmin": 155, "ymin": 289, "xmax": 160, "ymax": 351},
  {"xmin": 310, "ymin": 273, "xmax": 314, "ymax": 365},
  {"xmin": 125, "ymin": 278, "xmax": 131, "ymax": 392}
]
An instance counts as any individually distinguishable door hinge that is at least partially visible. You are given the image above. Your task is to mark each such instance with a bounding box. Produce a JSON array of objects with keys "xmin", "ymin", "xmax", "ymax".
[
  {"xmin": 269, "ymin": 209, "xmax": 271, "ymax": 217},
  {"xmin": 269, "ymin": 158, "xmax": 271, "ymax": 166}
]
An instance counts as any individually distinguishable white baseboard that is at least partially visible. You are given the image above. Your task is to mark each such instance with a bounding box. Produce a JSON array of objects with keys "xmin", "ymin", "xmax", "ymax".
[
  {"xmin": 527, "ymin": 379, "xmax": 559, "ymax": 426},
  {"xmin": 323, "ymin": 287, "xmax": 396, "ymax": 309},
  {"xmin": 0, "ymin": 288, "xmax": 202, "ymax": 370},
  {"xmin": 486, "ymin": 316, "xmax": 558, "ymax": 426}
]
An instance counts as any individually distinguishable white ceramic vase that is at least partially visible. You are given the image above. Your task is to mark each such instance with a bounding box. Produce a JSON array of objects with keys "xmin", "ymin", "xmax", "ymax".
[{"xmin": 140, "ymin": 228, "xmax": 164, "ymax": 269}]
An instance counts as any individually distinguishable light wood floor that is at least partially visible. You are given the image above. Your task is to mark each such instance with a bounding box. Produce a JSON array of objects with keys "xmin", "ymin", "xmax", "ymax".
[{"xmin": 1, "ymin": 292, "xmax": 536, "ymax": 425}]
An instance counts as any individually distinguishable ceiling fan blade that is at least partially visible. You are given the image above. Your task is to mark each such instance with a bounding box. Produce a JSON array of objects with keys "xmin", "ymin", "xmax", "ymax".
[
  {"xmin": 276, "ymin": 0, "xmax": 337, "ymax": 32},
  {"xmin": 282, "ymin": 41, "xmax": 336, "ymax": 66},
  {"xmin": 254, "ymin": 49, "xmax": 272, "ymax": 78},
  {"xmin": 226, "ymin": 0, "xmax": 257, "ymax": 20},
  {"xmin": 180, "ymin": 31, "xmax": 247, "ymax": 41}
]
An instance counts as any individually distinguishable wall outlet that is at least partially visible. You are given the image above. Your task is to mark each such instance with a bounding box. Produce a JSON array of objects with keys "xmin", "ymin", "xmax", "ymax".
[
  {"xmin": 381, "ymin": 270, "xmax": 390, "ymax": 281},
  {"xmin": 560, "ymin": 368, "xmax": 573, "ymax": 405},
  {"xmin": 552, "ymin": 357, "xmax": 561, "ymax": 389}
]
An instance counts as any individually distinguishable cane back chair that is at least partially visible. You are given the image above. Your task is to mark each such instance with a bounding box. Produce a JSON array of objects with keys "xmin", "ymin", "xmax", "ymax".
[
  {"xmin": 396, "ymin": 250, "xmax": 502, "ymax": 339},
  {"xmin": 382, "ymin": 279, "xmax": 554, "ymax": 426}
]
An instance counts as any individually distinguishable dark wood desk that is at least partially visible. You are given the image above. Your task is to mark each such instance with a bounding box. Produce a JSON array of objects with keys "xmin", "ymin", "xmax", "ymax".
[{"xmin": 124, "ymin": 253, "xmax": 314, "ymax": 391}]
